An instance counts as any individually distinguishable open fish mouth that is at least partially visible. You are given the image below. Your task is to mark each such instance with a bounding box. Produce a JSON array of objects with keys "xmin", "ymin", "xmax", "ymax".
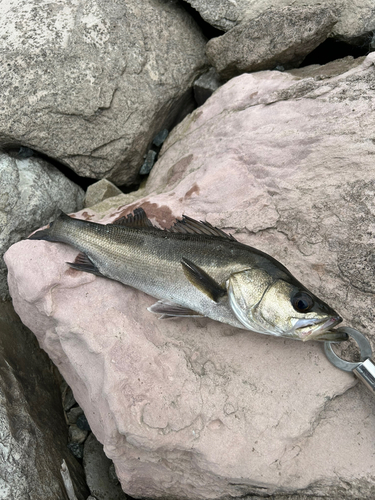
[{"xmin": 294, "ymin": 316, "xmax": 344, "ymax": 341}]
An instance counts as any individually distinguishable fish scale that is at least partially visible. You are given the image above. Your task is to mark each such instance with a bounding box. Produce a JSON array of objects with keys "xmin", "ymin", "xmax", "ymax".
[{"xmin": 28, "ymin": 208, "xmax": 345, "ymax": 342}]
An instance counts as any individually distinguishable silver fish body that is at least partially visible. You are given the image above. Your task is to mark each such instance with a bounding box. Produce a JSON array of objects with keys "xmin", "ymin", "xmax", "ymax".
[{"xmin": 29, "ymin": 209, "xmax": 344, "ymax": 341}]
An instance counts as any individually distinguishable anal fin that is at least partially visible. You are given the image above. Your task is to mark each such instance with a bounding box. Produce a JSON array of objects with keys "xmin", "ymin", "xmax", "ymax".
[
  {"xmin": 67, "ymin": 252, "xmax": 104, "ymax": 277},
  {"xmin": 148, "ymin": 300, "xmax": 202, "ymax": 319},
  {"xmin": 181, "ymin": 258, "xmax": 226, "ymax": 302}
]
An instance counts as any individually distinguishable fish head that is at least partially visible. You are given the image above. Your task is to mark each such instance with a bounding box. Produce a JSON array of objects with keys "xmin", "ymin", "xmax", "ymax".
[{"xmin": 227, "ymin": 269, "xmax": 343, "ymax": 341}]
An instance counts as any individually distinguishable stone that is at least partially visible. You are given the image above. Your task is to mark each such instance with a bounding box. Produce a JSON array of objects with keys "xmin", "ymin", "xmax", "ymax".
[
  {"xmin": 62, "ymin": 382, "xmax": 78, "ymax": 412},
  {"xmin": 193, "ymin": 68, "xmax": 222, "ymax": 106},
  {"xmin": 69, "ymin": 424, "xmax": 89, "ymax": 444},
  {"xmin": 0, "ymin": 301, "xmax": 89, "ymax": 500},
  {"xmin": 67, "ymin": 406, "xmax": 85, "ymax": 425},
  {"xmin": 0, "ymin": 152, "xmax": 84, "ymax": 300},
  {"xmin": 139, "ymin": 150, "xmax": 157, "ymax": 175},
  {"xmin": 83, "ymin": 434, "xmax": 129, "ymax": 500},
  {"xmin": 152, "ymin": 129, "xmax": 169, "ymax": 148},
  {"xmin": 286, "ymin": 55, "xmax": 364, "ymax": 80},
  {"xmin": 76, "ymin": 413, "xmax": 91, "ymax": 432},
  {"xmin": 188, "ymin": 0, "xmax": 375, "ymax": 42},
  {"xmin": 205, "ymin": 5, "xmax": 338, "ymax": 79},
  {"xmin": 0, "ymin": 0, "xmax": 207, "ymax": 186},
  {"xmin": 184, "ymin": 0, "xmax": 240, "ymax": 31},
  {"xmin": 68, "ymin": 443, "xmax": 84, "ymax": 461},
  {"xmin": 5, "ymin": 54, "xmax": 375, "ymax": 498},
  {"xmin": 331, "ymin": 0, "xmax": 375, "ymax": 42},
  {"xmin": 84, "ymin": 180, "xmax": 122, "ymax": 208}
]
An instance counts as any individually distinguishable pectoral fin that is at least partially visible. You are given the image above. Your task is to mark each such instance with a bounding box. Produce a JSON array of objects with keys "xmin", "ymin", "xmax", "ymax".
[
  {"xmin": 67, "ymin": 252, "xmax": 104, "ymax": 277},
  {"xmin": 181, "ymin": 258, "xmax": 226, "ymax": 302},
  {"xmin": 148, "ymin": 300, "xmax": 202, "ymax": 319}
]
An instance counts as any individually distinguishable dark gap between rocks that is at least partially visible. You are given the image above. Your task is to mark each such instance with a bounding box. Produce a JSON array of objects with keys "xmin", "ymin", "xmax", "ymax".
[
  {"xmin": 36, "ymin": 151, "xmax": 98, "ymax": 191},
  {"xmin": 2, "ymin": 145, "xmax": 145, "ymax": 195},
  {"xmin": 2, "ymin": 145, "xmax": 97, "ymax": 191},
  {"xmin": 178, "ymin": 1, "xmax": 224, "ymax": 39},
  {"xmin": 301, "ymin": 37, "xmax": 374, "ymax": 67}
]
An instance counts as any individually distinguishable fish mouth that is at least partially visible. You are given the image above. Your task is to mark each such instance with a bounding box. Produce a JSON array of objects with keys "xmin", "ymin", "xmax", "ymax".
[{"xmin": 294, "ymin": 316, "xmax": 344, "ymax": 342}]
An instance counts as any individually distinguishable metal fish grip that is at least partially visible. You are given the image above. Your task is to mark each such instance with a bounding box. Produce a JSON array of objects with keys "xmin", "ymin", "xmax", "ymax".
[{"xmin": 324, "ymin": 327, "xmax": 375, "ymax": 394}]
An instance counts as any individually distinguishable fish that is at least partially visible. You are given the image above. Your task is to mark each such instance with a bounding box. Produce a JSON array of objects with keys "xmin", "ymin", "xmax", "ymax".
[{"xmin": 28, "ymin": 208, "xmax": 346, "ymax": 342}]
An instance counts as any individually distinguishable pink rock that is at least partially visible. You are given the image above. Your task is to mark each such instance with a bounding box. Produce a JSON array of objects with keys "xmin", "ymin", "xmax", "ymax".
[{"xmin": 5, "ymin": 54, "xmax": 375, "ymax": 498}]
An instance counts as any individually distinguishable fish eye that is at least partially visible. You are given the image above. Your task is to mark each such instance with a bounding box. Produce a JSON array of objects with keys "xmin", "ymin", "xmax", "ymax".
[{"xmin": 291, "ymin": 292, "xmax": 314, "ymax": 313}]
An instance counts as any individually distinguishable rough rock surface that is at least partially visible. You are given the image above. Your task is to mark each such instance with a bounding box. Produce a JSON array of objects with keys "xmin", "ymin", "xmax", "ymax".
[
  {"xmin": 0, "ymin": 153, "xmax": 84, "ymax": 300},
  {"xmin": 0, "ymin": 301, "xmax": 89, "ymax": 500},
  {"xmin": 184, "ymin": 0, "xmax": 240, "ymax": 31},
  {"xmin": 0, "ymin": 0, "xmax": 207, "ymax": 185},
  {"xmin": 84, "ymin": 179, "xmax": 122, "ymax": 208},
  {"xmin": 206, "ymin": 5, "xmax": 338, "ymax": 78},
  {"xmin": 330, "ymin": 0, "xmax": 375, "ymax": 42},
  {"xmin": 5, "ymin": 54, "xmax": 375, "ymax": 499},
  {"xmin": 83, "ymin": 433, "xmax": 130, "ymax": 500},
  {"xmin": 189, "ymin": 0, "xmax": 375, "ymax": 42}
]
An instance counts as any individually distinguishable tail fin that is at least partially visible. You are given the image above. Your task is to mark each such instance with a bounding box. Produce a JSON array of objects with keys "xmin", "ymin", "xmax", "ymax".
[
  {"xmin": 28, "ymin": 212, "xmax": 68, "ymax": 242},
  {"xmin": 28, "ymin": 225, "xmax": 55, "ymax": 241}
]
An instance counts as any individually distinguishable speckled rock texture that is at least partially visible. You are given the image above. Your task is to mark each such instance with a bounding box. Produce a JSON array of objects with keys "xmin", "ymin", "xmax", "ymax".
[
  {"xmin": 5, "ymin": 54, "xmax": 375, "ymax": 499},
  {"xmin": 0, "ymin": 0, "xmax": 207, "ymax": 185},
  {"xmin": 0, "ymin": 153, "xmax": 84, "ymax": 300},
  {"xmin": 188, "ymin": 0, "xmax": 375, "ymax": 42},
  {"xmin": 206, "ymin": 5, "xmax": 338, "ymax": 78},
  {"xmin": 0, "ymin": 302, "xmax": 89, "ymax": 500}
]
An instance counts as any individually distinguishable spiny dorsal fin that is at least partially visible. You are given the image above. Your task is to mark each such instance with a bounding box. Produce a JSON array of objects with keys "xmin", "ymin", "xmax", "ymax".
[
  {"xmin": 67, "ymin": 252, "xmax": 104, "ymax": 277},
  {"xmin": 169, "ymin": 215, "xmax": 236, "ymax": 241},
  {"xmin": 181, "ymin": 257, "xmax": 227, "ymax": 303},
  {"xmin": 112, "ymin": 207, "xmax": 154, "ymax": 229}
]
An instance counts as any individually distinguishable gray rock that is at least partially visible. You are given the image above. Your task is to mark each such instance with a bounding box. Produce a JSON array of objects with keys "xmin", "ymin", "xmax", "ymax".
[
  {"xmin": 62, "ymin": 382, "xmax": 78, "ymax": 412},
  {"xmin": 184, "ymin": 0, "xmax": 240, "ymax": 31},
  {"xmin": 76, "ymin": 413, "xmax": 91, "ymax": 432},
  {"xmin": 188, "ymin": 0, "xmax": 375, "ymax": 42},
  {"xmin": 286, "ymin": 55, "xmax": 364, "ymax": 80},
  {"xmin": 83, "ymin": 434, "xmax": 129, "ymax": 500},
  {"xmin": 194, "ymin": 67, "xmax": 222, "ymax": 106},
  {"xmin": 152, "ymin": 129, "xmax": 169, "ymax": 148},
  {"xmin": 0, "ymin": 301, "xmax": 89, "ymax": 500},
  {"xmin": 139, "ymin": 150, "xmax": 157, "ymax": 175},
  {"xmin": 331, "ymin": 0, "xmax": 375, "ymax": 42},
  {"xmin": 206, "ymin": 5, "xmax": 338, "ymax": 79},
  {"xmin": 84, "ymin": 180, "xmax": 122, "ymax": 208},
  {"xmin": 67, "ymin": 406, "xmax": 85, "ymax": 425},
  {"xmin": 0, "ymin": 153, "xmax": 84, "ymax": 300},
  {"xmin": 69, "ymin": 424, "xmax": 89, "ymax": 445},
  {"xmin": 68, "ymin": 442, "xmax": 84, "ymax": 461},
  {"xmin": 0, "ymin": 0, "xmax": 207, "ymax": 185}
]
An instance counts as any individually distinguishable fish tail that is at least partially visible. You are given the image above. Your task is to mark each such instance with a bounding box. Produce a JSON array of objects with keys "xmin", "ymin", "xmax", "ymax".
[{"xmin": 28, "ymin": 212, "xmax": 73, "ymax": 242}]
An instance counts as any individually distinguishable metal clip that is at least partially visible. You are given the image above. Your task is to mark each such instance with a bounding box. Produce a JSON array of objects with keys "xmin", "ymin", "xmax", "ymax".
[{"xmin": 324, "ymin": 327, "xmax": 375, "ymax": 394}]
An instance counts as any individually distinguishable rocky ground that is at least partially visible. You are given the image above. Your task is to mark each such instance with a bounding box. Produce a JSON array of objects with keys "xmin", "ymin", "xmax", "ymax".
[{"xmin": 1, "ymin": 1, "xmax": 375, "ymax": 499}]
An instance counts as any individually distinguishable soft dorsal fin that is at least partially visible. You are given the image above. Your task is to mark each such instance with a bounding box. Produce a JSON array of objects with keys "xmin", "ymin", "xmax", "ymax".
[
  {"xmin": 169, "ymin": 215, "xmax": 236, "ymax": 241},
  {"xmin": 112, "ymin": 207, "xmax": 154, "ymax": 229}
]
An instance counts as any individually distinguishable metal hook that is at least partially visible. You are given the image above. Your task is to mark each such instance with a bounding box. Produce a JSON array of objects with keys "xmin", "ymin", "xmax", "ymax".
[
  {"xmin": 324, "ymin": 327, "xmax": 372, "ymax": 372},
  {"xmin": 324, "ymin": 327, "xmax": 375, "ymax": 394}
]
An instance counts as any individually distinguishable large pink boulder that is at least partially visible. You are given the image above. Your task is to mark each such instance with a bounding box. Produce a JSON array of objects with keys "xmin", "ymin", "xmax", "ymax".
[{"xmin": 5, "ymin": 54, "xmax": 375, "ymax": 499}]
